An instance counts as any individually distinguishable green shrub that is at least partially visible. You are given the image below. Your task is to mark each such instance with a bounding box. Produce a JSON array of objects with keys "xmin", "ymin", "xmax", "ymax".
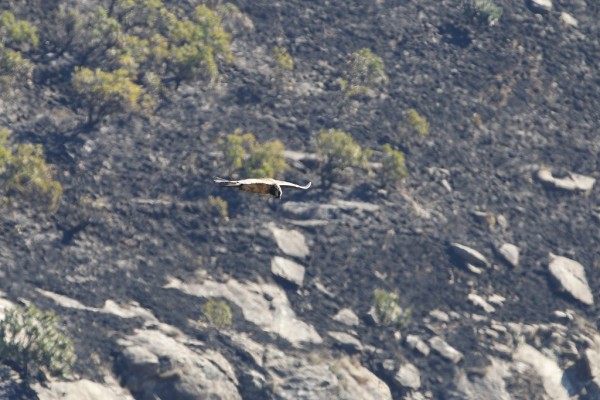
[
  {"xmin": 71, "ymin": 2, "xmax": 231, "ymax": 89},
  {"xmin": 221, "ymin": 130, "xmax": 288, "ymax": 178},
  {"xmin": 243, "ymin": 139, "xmax": 287, "ymax": 178},
  {"xmin": 316, "ymin": 129, "xmax": 370, "ymax": 186},
  {"xmin": 110, "ymin": 0, "xmax": 166, "ymax": 28},
  {"xmin": 0, "ymin": 10, "xmax": 37, "ymax": 90},
  {"xmin": 372, "ymin": 289, "xmax": 411, "ymax": 327},
  {"xmin": 0, "ymin": 305, "xmax": 76, "ymax": 380},
  {"xmin": 406, "ymin": 109, "xmax": 429, "ymax": 136},
  {"xmin": 344, "ymin": 48, "xmax": 387, "ymax": 96},
  {"xmin": 72, "ymin": 67, "xmax": 145, "ymax": 126},
  {"xmin": 464, "ymin": 0, "xmax": 503, "ymax": 26},
  {"xmin": 202, "ymin": 298, "xmax": 232, "ymax": 327},
  {"xmin": 272, "ymin": 46, "xmax": 294, "ymax": 85},
  {"xmin": 75, "ymin": 7, "xmax": 122, "ymax": 65},
  {"xmin": 0, "ymin": 45, "xmax": 34, "ymax": 89},
  {"xmin": 0, "ymin": 11, "xmax": 39, "ymax": 51},
  {"xmin": 380, "ymin": 144, "xmax": 408, "ymax": 186},
  {"xmin": 208, "ymin": 195, "xmax": 229, "ymax": 221},
  {"xmin": 0, "ymin": 129, "xmax": 63, "ymax": 211},
  {"xmin": 166, "ymin": 5, "xmax": 232, "ymax": 85},
  {"xmin": 222, "ymin": 130, "xmax": 254, "ymax": 173}
]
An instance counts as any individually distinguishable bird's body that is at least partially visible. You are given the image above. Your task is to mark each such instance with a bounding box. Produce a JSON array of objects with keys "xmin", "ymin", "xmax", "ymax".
[{"xmin": 213, "ymin": 177, "xmax": 311, "ymax": 199}]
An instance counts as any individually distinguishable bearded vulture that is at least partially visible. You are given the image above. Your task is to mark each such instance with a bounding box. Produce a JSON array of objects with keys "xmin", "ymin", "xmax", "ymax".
[{"xmin": 213, "ymin": 177, "xmax": 311, "ymax": 199}]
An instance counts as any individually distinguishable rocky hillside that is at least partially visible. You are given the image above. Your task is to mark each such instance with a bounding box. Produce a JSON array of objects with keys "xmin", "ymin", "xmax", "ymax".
[{"xmin": 0, "ymin": 0, "xmax": 598, "ymax": 399}]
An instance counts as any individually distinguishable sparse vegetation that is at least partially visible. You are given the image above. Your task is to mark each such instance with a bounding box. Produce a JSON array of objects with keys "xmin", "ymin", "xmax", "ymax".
[
  {"xmin": 0, "ymin": 305, "xmax": 76, "ymax": 381},
  {"xmin": 464, "ymin": 0, "xmax": 503, "ymax": 26},
  {"xmin": 164, "ymin": 5, "xmax": 233, "ymax": 85},
  {"xmin": 0, "ymin": 46, "xmax": 34, "ymax": 89},
  {"xmin": 243, "ymin": 139, "xmax": 287, "ymax": 178},
  {"xmin": 0, "ymin": 129, "xmax": 63, "ymax": 211},
  {"xmin": 0, "ymin": 11, "xmax": 39, "ymax": 51},
  {"xmin": 316, "ymin": 129, "xmax": 370, "ymax": 187},
  {"xmin": 202, "ymin": 298, "xmax": 232, "ymax": 327},
  {"xmin": 71, "ymin": 67, "xmax": 146, "ymax": 127},
  {"xmin": 380, "ymin": 144, "xmax": 408, "ymax": 187},
  {"xmin": 372, "ymin": 289, "xmax": 411, "ymax": 327},
  {"xmin": 406, "ymin": 109, "xmax": 430, "ymax": 136},
  {"xmin": 221, "ymin": 130, "xmax": 288, "ymax": 178},
  {"xmin": 69, "ymin": 1, "xmax": 233, "ymax": 84},
  {"xmin": 208, "ymin": 195, "xmax": 229, "ymax": 221},
  {"xmin": 343, "ymin": 48, "xmax": 387, "ymax": 96},
  {"xmin": 43, "ymin": 1, "xmax": 233, "ymax": 126},
  {"xmin": 0, "ymin": 12, "xmax": 38, "ymax": 91},
  {"xmin": 272, "ymin": 46, "xmax": 294, "ymax": 86}
]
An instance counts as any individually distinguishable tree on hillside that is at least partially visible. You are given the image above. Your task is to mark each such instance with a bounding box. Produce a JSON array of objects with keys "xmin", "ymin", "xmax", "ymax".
[
  {"xmin": 221, "ymin": 130, "xmax": 288, "ymax": 179},
  {"xmin": 316, "ymin": 129, "xmax": 370, "ymax": 188},
  {"xmin": 342, "ymin": 48, "xmax": 387, "ymax": 97},
  {"xmin": 71, "ymin": 67, "xmax": 148, "ymax": 127},
  {"xmin": 0, "ymin": 11, "xmax": 39, "ymax": 52},
  {"xmin": 0, "ymin": 11, "xmax": 38, "ymax": 91},
  {"xmin": 0, "ymin": 129, "xmax": 63, "ymax": 211},
  {"xmin": 54, "ymin": 2, "xmax": 234, "ymax": 127},
  {"xmin": 380, "ymin": 144, "xmax": 408, "ymax": 188},
  {"xmin": 0, "ymin": 305, "xmax": 76, "ymax": 381}
]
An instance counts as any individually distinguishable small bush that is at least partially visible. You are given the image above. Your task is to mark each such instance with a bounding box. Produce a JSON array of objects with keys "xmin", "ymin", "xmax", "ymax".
[
  {"xmin": 166, "ymin": 5, "xmax": 233, "ymax": 85},
  {"xmin": 74, "ymin": 7, "xmax": 122, "ymax": 66},
  {"xmin": 0, "ymin": 46, "xmax": 34, "ymax": 89},
  {"xmin": 221, "ymin": 130, "xmax": 255, "ymax": 173},
  {"xmin": 0, "ymin": 305, "xmax": 76, "ymax": 381},
  {"xmin": 316, "ymin": 129, "xmax": 370, "ymax": 186},
  {"xmin": 372, "ymin": 289, "xmax": 411, "ymax": 327},
  {"xmin": 0, "ymin": 129, "xmax": 63, "ymax": 211},
  {"xmin": 221, "ymin": 130, "xmax": 288, "ymax": 178},
  {"xmin": 272, "ymin": 46, "xmax": 294, "ymax": 80},
  {"xmin": 208, "ymin": 195, "xmax": 229, "ymax": 221},
  {"xmin": 0, "ymin": 11, "xmax": 39, "ymax": 51},
  {"xmin": 243, "ymin": 139, "xmax": 287, "ymax": 178},
  {"xmin": 344, "ymin": 48, "xmax": 388, "ymax": 96},
  {"xmin": 406, "ymin": 109, "xmax": 429, "ymax": 136},
  {"xmin": 72, "ymin": 67, "xmax": 146, "ymax": 126},
  {"xmin": 464, "ymin": 0, "xmax": 503, "ymax": 26},
  {"xmin": 69, "ymin": 2, "xmax": 231, "ymax": 89},
  {"xmin": 202, "ymin": 298, "xmax": 232, "ymax": 327},
  {"xmin": 0, "ymin": 9, "xmax": 37, "ymax": 91},
  {"xmin": 380, "ymin": 144, "xmax": 408, "ymax": 187}
]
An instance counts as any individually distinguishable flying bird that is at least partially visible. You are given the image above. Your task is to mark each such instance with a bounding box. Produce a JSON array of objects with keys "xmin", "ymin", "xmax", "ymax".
[{"xmin": 213, "ymin": 177, "xmax": 311, "ymax": 199}]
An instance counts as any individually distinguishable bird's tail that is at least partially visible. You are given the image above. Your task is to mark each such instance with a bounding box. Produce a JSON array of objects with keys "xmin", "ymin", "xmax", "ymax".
[{"xmin": 213, "ymin": 177, "xmax": 238, "ymax": 186}]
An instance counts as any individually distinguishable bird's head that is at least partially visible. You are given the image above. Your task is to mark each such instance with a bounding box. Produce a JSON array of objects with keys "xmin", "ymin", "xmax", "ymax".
[{"xmin": 270, "ymin": 184, "xmax": 282, "ymax": 199}]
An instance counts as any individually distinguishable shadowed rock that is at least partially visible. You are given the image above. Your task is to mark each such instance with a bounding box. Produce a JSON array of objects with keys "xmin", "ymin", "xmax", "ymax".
[
  {"xmin": 332, "ymin": 308, "xmax": 360, "ymax": 326},
  {"xmin": 264, "ymin": 347, "xmax": 392, "ymax": 400},
  {"xmin": 166, "ymin": 277, "xmax": 322, "ymax": 346},
  {"xmin": 271, "ymin": 256, "xmax": 305, "ymax": 286},
  {"xmin": 395, "ymin": 362, "xmax": 421, "ymax": 390},
  {"xmin": 429, "ymin": 336, "xmax": 463, "ymax": 363},
  {"xmin": 117, "ymin": 329, "xmax": 241, "ymax": 400},
  {"xmin": 548, "ymin": 254, "xmax": 593, "ymax": 306},
  {"xmin": 450, "ymin": 243, "xmax": 490, "ymax": 271},
  {"xmin": 497, "ymin": 243, "xmax": 519, "ymax": 268},
  {"xmin": 268, "ymin": 224, "xmax": 310, "ymax": 258},
  {"xmin": 537, "ymin": 167, "xmax": 595, "ymax": 191},
  {"xmin": 34, "ymin": 378, "xmax": 135, "ymax": 400}
]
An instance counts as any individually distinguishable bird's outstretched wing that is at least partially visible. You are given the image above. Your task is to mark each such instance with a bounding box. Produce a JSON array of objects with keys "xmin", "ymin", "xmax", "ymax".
[
  {"xmin": 213, "ymin": 177, "xmax": 242, "ymax": 187},
  {"xmin": 271, "ymin": 179, "xmax": 312, "ymax": 190}
]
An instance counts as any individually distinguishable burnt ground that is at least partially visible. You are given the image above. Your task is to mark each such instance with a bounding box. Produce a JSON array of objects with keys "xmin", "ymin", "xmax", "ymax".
[{"xmin": 0, "ymin": 0, "xmax": 599, "ymax": 398}]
